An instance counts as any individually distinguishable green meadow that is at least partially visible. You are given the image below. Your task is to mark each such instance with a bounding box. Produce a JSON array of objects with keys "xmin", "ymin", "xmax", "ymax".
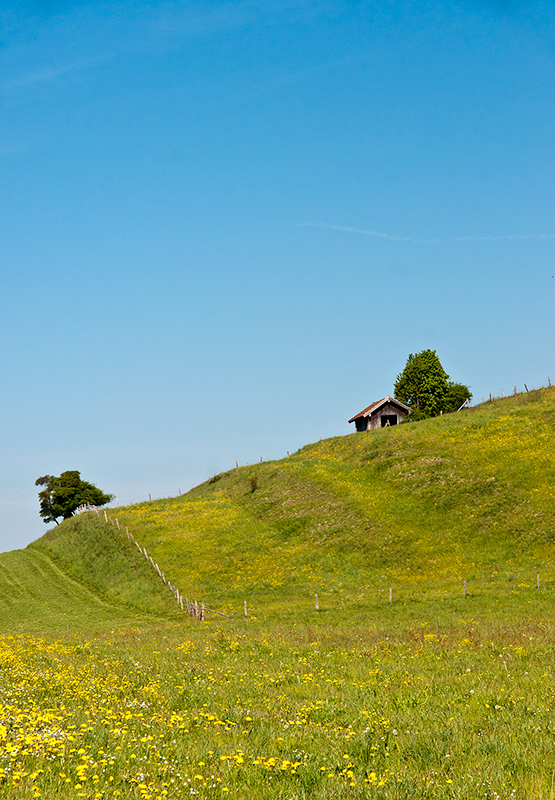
[{"xmin": 1, "ymin": 388, "xmax": 555, "ymax": 799}]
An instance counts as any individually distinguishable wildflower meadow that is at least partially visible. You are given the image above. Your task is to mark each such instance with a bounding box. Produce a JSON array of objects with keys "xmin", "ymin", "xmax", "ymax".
[{"xmin": 2, "ymin": 619, "xmax": 555, "ymax": 799}]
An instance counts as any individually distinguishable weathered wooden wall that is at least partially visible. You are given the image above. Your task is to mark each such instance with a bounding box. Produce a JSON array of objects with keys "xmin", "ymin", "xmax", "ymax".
[{"xmin": 368, "ymin": 402, "xmax": 408, "ymax": 429}]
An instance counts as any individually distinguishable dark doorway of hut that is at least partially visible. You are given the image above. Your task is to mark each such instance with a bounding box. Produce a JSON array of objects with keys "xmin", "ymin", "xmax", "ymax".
[{"xmin": 381, "ymin": 415, "xmax": 397, "ymax": 427}]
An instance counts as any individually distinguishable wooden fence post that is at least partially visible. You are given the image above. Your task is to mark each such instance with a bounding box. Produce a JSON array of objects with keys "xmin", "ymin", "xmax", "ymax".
[
  {"xmin": 115, "ymin": 518, "xmax": 120, "ymax": 530},
  {"xmin": 315, "ymin": 592, "xmax": 319, "ymax": 611},
  {"xmin": 200, "ymin": 602, "xmax": 205, "ymax": 622},
  {"xmin": 514, "ymin": 386, "xmax": 517, "ymax": 395},
  {"xmin": 524, "ymin": 384, "xmax": 529, "ymax": 393},
  {"xmin": 537, "ymin": 573, "xmax": 540, "ymax": 590},
  {"xmin": 194, "ymin": 600, "xmax": 199, "ymax": 618},
  {"xmin": 463, "ymin": 580, "xmax": 467, "ymax": 597},
  {"xmin": 389, "ymin": 587, "xmax": 392, "ymax": 603},
  {"xmin": 244, "ymin": 600, "xmax": 247, "ymax": 617}
]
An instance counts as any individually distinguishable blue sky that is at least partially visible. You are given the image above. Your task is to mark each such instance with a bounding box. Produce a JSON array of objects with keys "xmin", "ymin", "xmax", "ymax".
[{"xmin": 1, "ymin": 0, "xmax": 554, "ymax": 551}]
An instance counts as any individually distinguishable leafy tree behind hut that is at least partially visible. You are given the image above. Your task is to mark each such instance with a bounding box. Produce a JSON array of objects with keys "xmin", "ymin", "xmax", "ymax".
[{"xmin": 394, "ymin": 349, "xmax": 471, "ymax": 418}]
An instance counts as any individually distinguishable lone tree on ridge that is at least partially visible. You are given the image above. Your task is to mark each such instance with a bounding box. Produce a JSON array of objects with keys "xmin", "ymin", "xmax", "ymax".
[
  {"xmin": 394, "ymin": 349, "xmax": 471, "ymax": 418},
  {"xmin": 35, "ymin": 470, "xmax": 113, "ymax": 524}
]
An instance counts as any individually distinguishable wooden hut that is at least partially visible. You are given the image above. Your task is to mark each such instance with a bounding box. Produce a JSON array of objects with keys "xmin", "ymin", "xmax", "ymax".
[{"xmin": 348, "ymin": 396, "xmax": 411, "ymax": 432}]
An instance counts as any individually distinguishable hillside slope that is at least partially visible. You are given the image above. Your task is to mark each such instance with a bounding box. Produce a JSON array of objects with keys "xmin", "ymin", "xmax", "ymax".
[
  {"xmin": 0, "ymin": 514, "xmax": 181, "ymax": 632},
  {"xmin": 111, "ymin": 388, "xmax": 555, "ymax": 619}
]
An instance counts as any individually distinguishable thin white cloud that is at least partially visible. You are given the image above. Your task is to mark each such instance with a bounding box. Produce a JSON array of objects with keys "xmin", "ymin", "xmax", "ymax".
[
  {"xmin": 2, "ymin": 0, "xmax": 296, "ymax": 93},
  {"xmin": 0, "ymin": 141, "xmax": 25, "ymax": 154},
  {"xmin": 5, "ymin": 55, "xmax": 110, "ymax": 90},
  {"xmin": 291, "ymin": 221, "xmax": 555, "ymax": 244}
]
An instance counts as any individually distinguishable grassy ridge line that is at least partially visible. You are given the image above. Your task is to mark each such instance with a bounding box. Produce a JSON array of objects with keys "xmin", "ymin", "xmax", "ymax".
[
  {"xmin": 0, "ymin": 513, "xmax": 182, "ymax": 633},
  {"xmin": 111, "ymin": 388, "xmax": 555, "ymax": 621},
  {"xmin": 30, "ymin": 513, "xmax": 181, "ymax": 617}
]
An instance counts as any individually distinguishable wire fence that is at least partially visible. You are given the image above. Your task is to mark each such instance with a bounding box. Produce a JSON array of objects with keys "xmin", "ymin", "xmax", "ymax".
[{"xmin": 75, "ymin": 505, "xmax": 230, "ymax": 621}]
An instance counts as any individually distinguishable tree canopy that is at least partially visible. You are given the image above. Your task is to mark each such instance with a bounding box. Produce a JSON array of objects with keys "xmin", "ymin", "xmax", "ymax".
[
  {"xmin": 35, "ymin": 471, "xmax": 113, "ymax": 524},
  {"xmin": 394, "ymin": 349, "xmax": 471, "ymax": 418},
  {"xmin": 443, "ymin": 381, "xmax": 472, "ymax": 413}
]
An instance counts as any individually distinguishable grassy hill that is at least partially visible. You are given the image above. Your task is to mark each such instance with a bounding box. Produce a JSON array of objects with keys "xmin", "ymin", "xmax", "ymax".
[
  {"xmin": 3, "ymin": 386, "xmax": 554, "ymax": 631},
  {"xmin": 107, "ymin": 387, "xmax": 555, "ymax": 624}
]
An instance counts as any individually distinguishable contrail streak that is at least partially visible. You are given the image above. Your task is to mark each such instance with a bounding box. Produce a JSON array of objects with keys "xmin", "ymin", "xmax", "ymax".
[{"xmin": 291, "ymin": 222, "xmax": 555, "ymax": 243}]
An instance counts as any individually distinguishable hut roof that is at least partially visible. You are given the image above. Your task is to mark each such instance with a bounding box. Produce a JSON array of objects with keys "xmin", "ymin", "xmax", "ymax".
[{"xmin": 348, "ymin": 396, "xmax": 411, "ymax": 423}]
